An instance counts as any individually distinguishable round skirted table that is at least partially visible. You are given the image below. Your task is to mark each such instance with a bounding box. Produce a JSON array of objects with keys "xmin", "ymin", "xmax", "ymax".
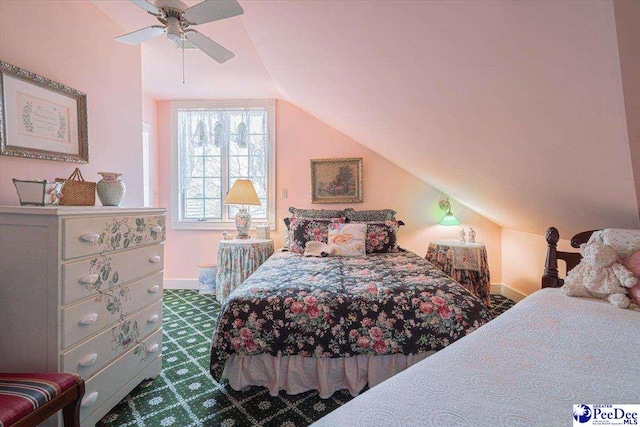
[
  {"xmin": 215, "ymin": 238, "xmax": 274, "ymax": 303},
  {"xmin": 425, "ymin": 240, "xmax": 491, "ymax": 306}
]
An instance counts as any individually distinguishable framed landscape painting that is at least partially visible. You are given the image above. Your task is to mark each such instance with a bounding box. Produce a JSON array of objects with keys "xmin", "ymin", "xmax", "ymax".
[
  {"xmin": 310, "ymin": 157, "xmax": 363, "ymax": 204},
  {"xmin": 0, "ymin": 61, "xmax": 88, "ymax": 163}
]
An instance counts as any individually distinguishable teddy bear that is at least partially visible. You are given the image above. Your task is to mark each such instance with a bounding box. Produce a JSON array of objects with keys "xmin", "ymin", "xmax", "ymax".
[{"xmin": 561, "ymin": 240, "xmax": 638, "ymax": 308}]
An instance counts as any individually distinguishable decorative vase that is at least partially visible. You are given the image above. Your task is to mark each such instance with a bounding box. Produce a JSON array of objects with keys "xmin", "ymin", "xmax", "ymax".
[
  {"xmin": 97, "ymin": 172, "xmax": 126, "ymax": 206},
  {"xmin": 234, "ymin": 207, "xmax": 251, "ymax": 239}
]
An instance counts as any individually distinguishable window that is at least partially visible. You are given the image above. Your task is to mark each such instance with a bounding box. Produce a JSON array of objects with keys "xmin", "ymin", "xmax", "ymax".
[{"xmin": 170, "ymin": 100, "xmax": 275, "ymax": 229}]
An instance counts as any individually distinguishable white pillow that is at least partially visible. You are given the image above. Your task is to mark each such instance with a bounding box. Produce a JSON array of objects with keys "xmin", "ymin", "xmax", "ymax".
[
  {"xmin": 588, "ymin": 229, "xmax": 640, "ymax": 261},
  {"xmin": 328, "ymin": 223, "xmax": 366, "ymax": 257}
]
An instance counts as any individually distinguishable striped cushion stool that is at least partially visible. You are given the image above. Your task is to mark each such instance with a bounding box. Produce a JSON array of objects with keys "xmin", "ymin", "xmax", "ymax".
[{"xmin": 0, "ymin": 373, "xmax": 85, "ymax": 427}]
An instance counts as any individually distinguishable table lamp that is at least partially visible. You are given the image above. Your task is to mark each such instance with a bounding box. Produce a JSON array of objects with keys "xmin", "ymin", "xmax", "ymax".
[{"xmin": 224, "ymin": 179, "xmax": 261, "ymax": 239}]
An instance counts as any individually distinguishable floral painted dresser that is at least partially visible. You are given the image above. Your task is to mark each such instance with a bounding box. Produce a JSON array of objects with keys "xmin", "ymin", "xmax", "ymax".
[{"xmin": 0, "ymin": 206, "xmax": 165, "ymax": 426}]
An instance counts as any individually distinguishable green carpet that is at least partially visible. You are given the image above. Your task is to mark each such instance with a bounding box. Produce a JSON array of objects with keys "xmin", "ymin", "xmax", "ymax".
[{"xmin": 98, "ymin": 290, "xmax": 515, "ymax": 427}]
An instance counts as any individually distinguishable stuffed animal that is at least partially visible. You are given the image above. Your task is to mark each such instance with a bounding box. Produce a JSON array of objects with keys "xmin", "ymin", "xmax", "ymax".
[{"xmin": 561, "ymin": 240, "xmax": 638, "ymax": 308}]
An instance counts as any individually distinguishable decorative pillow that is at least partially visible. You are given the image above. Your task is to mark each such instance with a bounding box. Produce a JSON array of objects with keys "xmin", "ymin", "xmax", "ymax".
[
  {"xmin": 289, "ymin": 217, "xmax": 345, "ymax": 254},
  {"xmin": 356, "ymin": 220, "xmax": 400, "ymax": 254},
  {"xmin": 288, "ymin": 207, "xmax": 345, "ymax": 219},
  {"xmin": 625, "ymin": 251, "xmax": 640, "ymax": 278},
  {"xmin": 343, "ymin": 208, "xmax": 396, "ymax": 222},
  {"xmin": 589, "ymin": 229, "xmax": 640, "ymax": 261},
  {"xmin": 630, "ymin": 284, "xmax": 640, "ymax": 307},
  {"xmin": 328, "ymin": 223, "xmax": 367, "ymax": 256}
]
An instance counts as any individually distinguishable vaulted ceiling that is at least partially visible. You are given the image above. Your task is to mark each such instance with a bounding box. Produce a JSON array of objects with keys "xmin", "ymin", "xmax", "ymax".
[{"xmin": 93, "ymin": 0, "xmax": 640, "ymax": 237}]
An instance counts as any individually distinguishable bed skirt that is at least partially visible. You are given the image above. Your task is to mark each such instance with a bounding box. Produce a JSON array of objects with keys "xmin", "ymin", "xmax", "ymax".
[{"xmin": 221, "ymin": 352, "xmax": 434, "ymax": 399}]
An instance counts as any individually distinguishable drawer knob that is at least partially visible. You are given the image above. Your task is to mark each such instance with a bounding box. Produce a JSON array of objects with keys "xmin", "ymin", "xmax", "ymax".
[
  {"xmin": 79, "ymin": 273, "xmax": 100, "ymax": 285},
  {"xmin": 147, "ymin": 314, "xmax": 159, "ymax": 324},
  {"xmin": 148, "ymin": 343, "xmax": 160, "ymax": 353},
  {"xmin": 79, "ymin": 233, "xmax": 100, "ymax": 243},
  {"xmin": 147, "ymin": 285, "xmax": 161, "ymax": 294},
  {"xmin": 81, "ymin": 391, "xmax": 99, "ymax": 407},
  {"xmin": 78, "ymin": 313, "xmax": 98, "ymax": 325},
  {"xmin": 151, "ymin": 226, "xmax": 163, "ymax": 233},
  {"xmin": 149, "ymin": 255, "xmax": 161, "ymax": 264},
  {"xmin": 78, "ymin": 353, "xmax": 98, "ymax": 367}
]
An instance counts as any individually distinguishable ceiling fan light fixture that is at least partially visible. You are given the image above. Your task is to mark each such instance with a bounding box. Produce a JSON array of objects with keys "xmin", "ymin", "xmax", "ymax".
[{"xmin": 166, "ymin": 16, "xmax": 182, "ymax": 41}]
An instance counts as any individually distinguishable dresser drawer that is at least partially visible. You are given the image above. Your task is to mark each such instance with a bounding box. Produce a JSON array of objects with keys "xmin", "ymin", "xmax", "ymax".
[
  {"xmin": 62, "ymin": 214, "xmax": 165, "ymax": 260},
  {"xmin": 62, "ymin": 244, "xmax": 164, "ymax": 306},
  {"xmin": 62, "ymin": 299, "xmax": 163, "ymax": 378},
  {"xmin": 80, "ymin": 328, "xmax": 162, "ymax": 423},
  {"xmin": 61, "ymin": 274, "xmax": 163, "ymax": 349}
]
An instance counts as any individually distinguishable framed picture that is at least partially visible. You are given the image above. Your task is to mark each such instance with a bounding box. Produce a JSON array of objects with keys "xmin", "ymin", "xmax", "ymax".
[
  {"xmin": 310, "ymin": 157, "xmax": 363, "ymax": 204},
  {"xmin": 0, "ymin": 61, "xmax": 88, "ymax": 163}
]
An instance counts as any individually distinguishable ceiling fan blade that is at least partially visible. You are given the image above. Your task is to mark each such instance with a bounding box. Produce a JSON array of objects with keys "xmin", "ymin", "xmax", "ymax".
[
  {"xmin": 129, "ymin": 0, "xmax": 160, "ymax": 15},
  {"xmin": 115, "ymin": 26, "xmax": 165, "ymax": 45},
  {"xmin": 173, "ymin": 38, "xmax": 198, "ymax": 49},
  {"xmin": 184, "ymin": 0, "xmax": 244, "ymax": 25},
  {"xmin": 185, "ymin": 30, "xmax": 235, "ymax": 63}
]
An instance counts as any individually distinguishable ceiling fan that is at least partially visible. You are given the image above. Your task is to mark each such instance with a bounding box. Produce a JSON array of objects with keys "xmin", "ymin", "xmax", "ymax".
[{"xmin": 114, "ymin": 0, "xmax": 244, "ymax": 64}]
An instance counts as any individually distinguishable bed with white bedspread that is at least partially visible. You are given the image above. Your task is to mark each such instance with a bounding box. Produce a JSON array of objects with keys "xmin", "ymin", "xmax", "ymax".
[{"xmin": 313, "ymin": 288, "xmax": 640, "ymax": 427}]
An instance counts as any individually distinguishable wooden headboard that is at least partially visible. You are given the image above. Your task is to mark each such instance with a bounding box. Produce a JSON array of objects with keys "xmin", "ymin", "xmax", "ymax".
[{"xmin": 541, "ymin": 227, "xmax": 601, "ymax": 289}]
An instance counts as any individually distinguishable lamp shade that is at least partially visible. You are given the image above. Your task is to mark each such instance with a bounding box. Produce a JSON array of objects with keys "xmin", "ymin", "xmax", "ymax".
[
  {"xmin": 439, "ymin": 214, "xmax": 461, "ymax": 226},
  {"xmin": 224, "ymin": 179, "xmax": 261, "ymax": 206}
]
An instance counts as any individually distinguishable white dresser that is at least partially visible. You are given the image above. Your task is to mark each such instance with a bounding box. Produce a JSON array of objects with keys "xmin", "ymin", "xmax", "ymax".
[{"xmin": 0, "ymin": 206, "xmax": 166, "ymax": 426}]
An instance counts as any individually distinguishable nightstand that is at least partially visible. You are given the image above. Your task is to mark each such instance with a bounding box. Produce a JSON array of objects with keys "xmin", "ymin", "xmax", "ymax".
[
  {"xmin": 215, "ymin": 238, "xmax": 274, "ymax": 302},
  {"xmin": 425, "ymin": 240, "xmax": 491, "ymax": 305}
]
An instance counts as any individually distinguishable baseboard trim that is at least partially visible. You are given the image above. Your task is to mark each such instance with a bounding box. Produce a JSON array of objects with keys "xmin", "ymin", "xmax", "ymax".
[
  {"xmin": 490, "ymin": 284, "xmax": 502, "ymax": 295},
  {"xmin": 490, "ymin": 283, "xmax": 527, "ymax": 302},
  {"xmin": 164, "ymin": 279, "xmax": 200, "ymax": 290}
]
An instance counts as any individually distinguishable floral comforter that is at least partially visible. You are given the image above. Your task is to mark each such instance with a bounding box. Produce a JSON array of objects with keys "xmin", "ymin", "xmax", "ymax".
[{"xmin": 210, "ymin": 250, "xmax": 492, "ymax": 380}]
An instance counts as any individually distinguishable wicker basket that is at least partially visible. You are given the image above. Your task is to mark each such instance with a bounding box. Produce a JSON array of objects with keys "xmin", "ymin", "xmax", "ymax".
[{"xmin": 58, "ymin": 168, "xmax": 96, "ymax": 206}]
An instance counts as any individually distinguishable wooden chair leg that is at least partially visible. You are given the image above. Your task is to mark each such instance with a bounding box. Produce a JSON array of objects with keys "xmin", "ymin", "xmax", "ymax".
[{"xmin": 62, "ymin": 380, "xmax": 85, "ymax": 427}]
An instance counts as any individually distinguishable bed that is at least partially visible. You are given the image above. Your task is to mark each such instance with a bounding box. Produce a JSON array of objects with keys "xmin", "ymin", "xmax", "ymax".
[
  {"xmin": 312, "ymin": 227, "xmax": 640, "ymax": 426},
  {"xmin": 209, "ymin": 249, "xmax": 492, "ymax": 398}
]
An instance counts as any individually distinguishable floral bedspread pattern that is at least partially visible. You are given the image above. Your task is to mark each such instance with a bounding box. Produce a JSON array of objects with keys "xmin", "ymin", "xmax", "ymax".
[{"xmin": 210, "ymin": 251, "xmax": 492, "ymax": 381}]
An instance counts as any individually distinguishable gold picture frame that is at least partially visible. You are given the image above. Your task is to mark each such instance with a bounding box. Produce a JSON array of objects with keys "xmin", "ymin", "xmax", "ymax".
[
  {"xmin": 0, "ymin": 61, "xmax": 89, "ymax": 163},
  {"xmin": 310, "ymin": 157, "xmax": 363, "ymax": 204}
]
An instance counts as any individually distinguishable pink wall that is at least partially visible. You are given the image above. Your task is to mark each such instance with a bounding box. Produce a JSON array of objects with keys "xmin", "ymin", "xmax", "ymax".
[
  {"xmin": 500, "ymin": 0, "xmax": 640, "ymax": 299},
  {"xmin": 241, "ymin": 0, "xmax": 639, "ymax": 237},
  {"xmin": 501, "ymin": 228, "xmax": 575, "ymax": 296},
  {"xmin": 158, "ymin": 100, "xmax": 503, "ymax": 283},
  {"xmin": 0, "ymin": 0, "xmax": 143, "ymax": 206},
  {"xmin": 142, "ymin": 95, "xmax": 160, "ymax": 206},
  {"xmin": 614, "ymin": 0, "xmax": 640, "ymax": 217}
]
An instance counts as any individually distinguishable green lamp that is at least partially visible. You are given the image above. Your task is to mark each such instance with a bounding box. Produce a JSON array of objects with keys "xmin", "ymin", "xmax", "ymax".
[{"xmin": 439, "ymin": 198, "xmax": 460, "ymax": 226}]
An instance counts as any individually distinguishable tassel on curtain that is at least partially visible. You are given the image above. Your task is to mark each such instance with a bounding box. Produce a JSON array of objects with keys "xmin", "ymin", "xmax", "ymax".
[
  {"xmin": 191, "ymin": 119, "xmax": 210, "ymax": 146},
  {"xmin": 235, "ymin": 109, "xmax": 249, "ymax": 148},
  {"xmin": 213, "ymin": 121, "xmax": 225, "ymax": 147}
]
